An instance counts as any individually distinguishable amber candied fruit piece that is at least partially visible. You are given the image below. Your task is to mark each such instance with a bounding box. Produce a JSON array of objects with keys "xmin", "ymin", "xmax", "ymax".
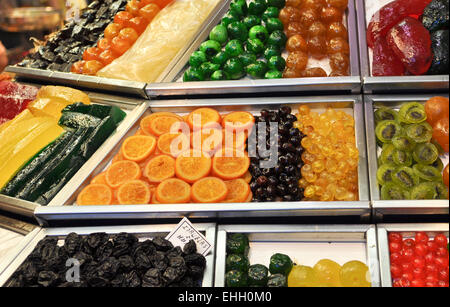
[
  {"xmin": 301, "ymin": 67, "xmax": 328, "ymax": 77},
  {"xmin": 327, "ymin": 37, "xmax": 350, "ymax": 54},
  {"xmin": 285, "ymin": 22, "xmax": 306, "ymax": 38},
  {"xmin": 302, "ymin": 0, "xmax": 327, "ymax": 12},
  {"xmin": 286, "ymin": 51, "xmax": 308, "ymax": 71},
  {"xmin": 279, "ymin": 6, "xmax": 301, "ymax": 25},
  {"xmin": 286, "ymin": 34, "xmax": 308, "ymax": 52},
  {"xmin": 327, "ymin": 0, "xmax": 348, "ymax": 11},
  {"xmin": 299, "ymin": 8, "xmax": 318, "ymax": 29},
  {"xmin": 286, "ymin": 0, "xmax": 303, "ymax": 8},
  {"xmin": 307, "ymin": 36, "xmax": 327, "ymax": 59},
  {"xmin": 326, "ymin": 22, "xmax": 348, "ymax": 39},
  {"xmin": 283, "ymin": 67, "xmax": 302, "ymax": 78},
  {"xmin": 307, "ymin": 21, "xmax": 327, "ymax": 38},
  {"xmin": 329, "ymin": 52, "xmax": 350, "ymax": 73},
  {"xmin": 320, "ymin": 6, "xmax": 343, "ymax": 24}
]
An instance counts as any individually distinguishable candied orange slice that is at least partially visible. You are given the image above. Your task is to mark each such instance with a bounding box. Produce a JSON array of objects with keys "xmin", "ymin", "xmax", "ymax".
[
  {"xmin": 140, "ymin": 112, "xmax": 183, "ymax": 136},
  {"xmin": 222, "ymin": 111, "xmax": 255, "ymax": 132},
  {"xmin": 121, "ymin": 135, "xmax": 157, "ymax": 162},
  {"xmin": 191, "ymin": 177, "xmax": 228, "ymax": 203},
  {"xmin": 222, "ymin": 130, "xmax": 248, "ymax": 150},
  {"xmin": 111, "ymin": 149, "xmax": 124, "ymax": 164},
  {"xmin": 106, "ymin": 160, "xmax": 142, "ymax": 189},
  {"xmin": 148, "ymin": 116, "xmax": 184, "ymax": 137},
  {"xmin": 241, "ymin": 171, "xmax": 252, "ymax": 184},
  {"xmin": 117, "ymin": 180, "xmax": 151, "ymax": 204},
  {"xmin": 157, "ymin": 132, "xmax": 190, "ymax": 157},
  {"xmin": 91, "ymin": 172, "xmax": 107, "ymax": 185},
  {"xmin": 156, "ymin": 178, "xmax": 191, "ymax": 204},
  {"xmin": 245, "ymin": 191, "xmax": 253, "ymax": 202},
  {"xmin": 144, "ymin": 154, "xmax": 176, "ymax": 183},
  {"xmin": 212, "ymin": 148, "xmax": 250, "ymax": 180},
  {"xmin": 175, "ymin": 149, "xmax": 212, "ymax": 183},
  {"xmin": 77, "ymin": 184, "xmax": 112, "ymax": 206},
  {"xmin": 222, "ymin": 179, "xmax": 250, "ymax": 203},
  {"xmin": 191, "ymin": 128, "xmax": 223, "ymax": 154},
  {"xmin": 187, "ymin": 108, "xmax": 221, "ymax": 130}
]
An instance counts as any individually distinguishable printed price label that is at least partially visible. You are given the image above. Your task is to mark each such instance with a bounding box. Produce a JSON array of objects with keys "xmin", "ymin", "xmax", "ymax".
[{"xmin": 166, "ymin": 217, "xmax": 212, "ymax": 256}]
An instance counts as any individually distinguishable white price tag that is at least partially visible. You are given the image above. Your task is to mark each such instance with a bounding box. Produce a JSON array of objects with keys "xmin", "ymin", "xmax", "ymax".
[{"xmin": 165, "ymin": 217, "xmax": 212, "ymax": 256}]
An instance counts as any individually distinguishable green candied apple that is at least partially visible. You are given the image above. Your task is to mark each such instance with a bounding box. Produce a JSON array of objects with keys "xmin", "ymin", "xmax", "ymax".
[
  {"xmin": 238, "ymin": 52, "xmax": 257, "ymax": 67},
  {"xmin": 264, "ymin": 45, "xmax": 281, "ymax": 60},
  {"xmin": 226, "ymin": 254, "xmax": 250, "ymax": 272},
  {"xmin": 374, "ymin": 107, "xmax": 398, "ymax": 122},
  {"xmin": 199, "ymin": 62, "xmax": 221, "ymax": 79},
  {"xmin": 226, "ymin": 233, "xmax": 250, "ymax": 255},
  {"xmin": 265, "ymin": 70, "xmax": 283, "ymax": 79},
  {"xmin": 413, "ymin": 164, "xmax": 444, "ymax": 182},
  {"xmin": 375, "ymin": 120, "xmax": 403, "ymax": 144},
  {"xmin": 248, "ymin": 25, "xmax": 270, "ymax": 43},
  {"xmin": 376, "ymin": 164, "xmax": 396, "ymax": 185},
  {"xmin": 221, "ymin": 11, "xmax": 240, "ymax": 27},
  {"xmin": 248, "ymin": 264, "xmax": 269, "ymax": 287},
  {"xmin": 266, "ymin": 17, "xmax": 284, "ymax": 33},
  {"xmin": 225, "ymin": 39, "xmax": 245, "ymax": 57},
  {"xmin": 262, "ymin": 7, "xmax": 280, "ymax": 21},
  {"xmin": 405, "ymin": 122, "xmax": 433, "ymax": 143},
  {"xmin": 392, "ymin": 166, "xmax": 420, "ymax": 190},
  {"xmin": 246, "ymin": 61, "xmax": 268, "ymax": 79},
  {"xmin": 268, "ymin": 55, "xmax": 286, "ymax": 71},
  {"xmin": 398, "ymin": 102, "xmax": 427, "ymax": 124},
  {"xmin": 223, "ymin": 57, "xmax": 245, "ymax": 80},
  {"xmin": 267, "ymin": 0, "xmax": 286, "ymax": 8},
  {"xmin": 269, "ymin": 253, "xmax": 293, "ymax": 276},
  {"xmin": 199, "ymin": 40, "xmax": 222, "ymax": 59},
  {"xmin": 392, "ymin": 135, "xmax": 416, "ymax": 152},
  {"xmin": 211, "ymin": 51, "xmax": 230, "ymax": 66},
  {"xmin": 227, "ymin": 21, "xmax": 248, "ymax": 42},
  {"xmin": 183, "ymin": 67, "xmax": 205, "ymax": 82},
  {"xmin": 209, "ymin": 25, "xmax": 229, "ymax": 46},
  {"xmin": 381, "ymin": 182, "xmax": 410, "ymax": 200},
  {"xmin": 189, "ymin": 50, "xmax": 208, "ymax": 68},
  {"xmin": 248, "ymin": 0, "xmax": 268, "ymax": 16},
  {"xmin": 229, "ymin": 0, "xmax": 248, "ymax": 18},
  {"xmin": 267, "ymin": 30, "xmax": 287, "ymax": 48},
  {"xmin": 226, "ymin": 270, "xmax": 248, "ymax": 287},
  {"xmin": 412, "ymin": 143, "xmax": 439, "ymax": 165},
  {"xmin": 246, "ymin": 38, "xmax": 265, "ymax": 55},
  {"xmin": 380, "ymin": 143, "xmax": 396, "ymax": 165},
  {"xmin": 392, "ymin": 149, "xmax": 413, "ymax": 166},
  {"xmin": 410, "ymin": 182, "xmax": 448, "ymax": 200},
  {"xmin": 243, "ymin": 15, "xmax": 262, "ymax": 30},
  {"xmin": 210, "ymin": 70, "xmax": 230, "ymax": 81}
]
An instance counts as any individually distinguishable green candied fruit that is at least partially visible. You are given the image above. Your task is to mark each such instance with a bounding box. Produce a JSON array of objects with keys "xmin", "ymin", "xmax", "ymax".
[
  {"xmin": 264, "ymin": 45, "xmax": 281, "ymax": 60},
  {"xmin": 248, "ymin": 264, "xmax": 269, "ymax": 287},
  {"xmin": 380, "ymin": 143, "xmax": 396, "ymax": 165},
  {"xmin": 246, "ymin": 60, "xmax": 268, "ymax": 79},
  {"xmin": 229, "ymin": 0, "xmax": 248, "ymax": 18},
  {"xmin": 226, "ymin": 254, "xmax": 250, "ymax": 272},
  {"xmin": 431, "ymin": 158, "xmax": 444, "ymax": 172},
  {"xmin": 189, "ymin": 51, "xmax": 208, "ymax": 68},
  {"xmin": 392, "ymin": 149, "xmax": 413, "ymax": 166},
  {"xmin": 410, "ymin": 182, "xmax": 449, "ymax": 200},
  {"xmin": 267, "ymin": 274, "xmax": 287, "ymax": 287},
  {"xmin": 392, "ymin": 135, "xmax": 416, "ymax": 152},
  {"xmin": 265, "ymin": 70, "xmax": 283, "ymax": 79},
  {"xmin": 227, "ymin": 21, "xmax": 248, "ymax": 42},
  {"xmin": 268, "ymin": 55, "xmax": 286, "ymax": 71},
  {"xmin": 243, "ymin": 15, "xmax": 262, "ymax": 30},
  {"xmin": 248, "ymin": 0, "xmax": 268, "ymax": 16},
  {"xmin": 212, "ymin": 51, "xmax": 230, "ymax": 66},
  {"xmin": 226, "ymin": 233, "xmax": 250, "ymax": 255},
  {"xmin": 377, "ymin": 164, "xmax": 396, "ymax": 185},
  {"xmin": 223, "ymin": 57, "xmax": 245, "ymax": 80},
  {"xmin": 405, "ymin": 122, "xmax": 433, "ymax": 143},
  {"xmin": 238, "ymin": 52, "xmax": 257, "ymax": 67},
  {"xmin": 267, "ymin": 30, "xmax": 287, "ymax": 48},
  {"xmin": 398, "ymin": 102, "xmax": 427, "ymax": 124},
  {"xmin": 413, "ymin": 143, "xmax": 439, "ymax": 165},
  {"xmin": 267, "ymin": 0, "xmax": 286, "ymax": 8},
  {"xmin": 199, "ymin": 40, "xmax": 222, "ymax": 59},
  {"xmin": 413, "ymin": 164, "xmax": 444, "ymax": 182},
  {"xmin": 226, "ymin": 270, "xmax": 248, "ymax": 287},
  {"xmin": 209, "ymin": 24, "xmax": 229, "ymax": 45},
  {"xmin": 183, "ymin": 68, "xmax": 205, "ymax": 82},
  {"xmin": 266, "ymin": 17, "xmax": 284, "ymax": 33},
  {"xmin": 225, "ymin": 39, "xmax": 244, "ymax": 57},
  {"xmin": 269, "ymin": 253, "xmax": 293, "ymax": 276},
  {"xmin": 200, "ymin": 62, "xmax": 221, "ymax": 79},
  {"xmin": 381, "ymin": 182, "xmax": 410, "ymax": 200},
  {"xmin": 374, "ymin": 107, "xmax": 398, "ymax": 123},
  {"xmin": 262, "ymin": 7, "xmax": 280, "ymax": 21},
  {"xmin": 246, "ymin": 38, "xmax": 265, "ymax": 55},
  {"xmin": 210, "ymin": 70, "xmax": 230, "ymax": 81},
  {"xmin": 221, "ymin": 11, "xmax": 240, "ymax": 27},
  {"xmin": 392, "ymin": 166, "xmax": 420, "ymax": 190},
  {"xmin": 375, "ymin": 120, "xmax": 403, "ymax": 144},
  {"xmin": 249, "ymin": 25, "xmax": 269, "ymax": 43}
]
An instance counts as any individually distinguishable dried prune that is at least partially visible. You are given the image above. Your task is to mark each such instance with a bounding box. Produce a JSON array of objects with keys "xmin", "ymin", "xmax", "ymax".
[
  {"xmin": 118, "ymin": 255, "xmax": 135, "ymax": 273},
  {"xmin": 135, "ymin": 253, "xmax": 153, "ymax": 273},
  {"xmin": 38, "ymin": 271, "xmax": 59, "ymax": 287},
  {"xmin": 187, "ymin": 266, "xmax": 205, "ymax": 280},
  {"xmin": 183, "ymin": 240, "xmax": 197, "ymax": 255},
  {"xmin": 132, "ymin": 240, "xmax": 156, "ymax": 258},
  {"xmin": 184, "ymin": 253, "xmax": 207, "ymax": 269},
  {"xmin": 83, "ymin": 233, "xmax": 109, "ymax": 253},
  {"xmin": 142, "ymin": 268, "xmax": 162, "ymax": 287},
  {"xmin": 64, "ymin": 232, "xmax": 82, "ymax": 256},
  {"xmin": 153, "ymin": 237, "xmax": 174, "ymax": 252},
  {"xmin": 167, "ymin": 246, "xmax": 183, "ymax": 258},
  {"xmin": 95, "ymin": 241, "xmax": 114, "ymax": 262},
  {"xmin": 124, "ymin": 271, "xmax": 141, "ymax": 287}
]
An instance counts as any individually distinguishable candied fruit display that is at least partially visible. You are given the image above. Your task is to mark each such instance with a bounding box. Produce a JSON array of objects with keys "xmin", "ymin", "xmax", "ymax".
[
  {"xmin": 296, "ymin": 106, "xmax": 359, "ymax": 201},
  {"xmin": 374, "ymin": 99, "xmax": 449, "ymax": 200},
  {"xmin": 389, "ymin": 232, "xmax": 449, "ymax": 287},
  {"xmin": 0, "ymin": 81, "xmax": 38, "ymax": 125}
]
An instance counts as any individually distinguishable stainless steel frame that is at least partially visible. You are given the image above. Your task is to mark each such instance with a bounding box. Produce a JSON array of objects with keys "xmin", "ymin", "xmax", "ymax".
[
  {"xmin": 356, "ymin": 0, "xmax": 449, "ymax": 94},
  {"xmin": 0, "ymin": 89, "xmax": 149, "ymax": 219},
  {"xmin": 145, "ymin": 0, "xmax": 361, "ymax": 97},
  {"xmin": 0, "ymin": 223, "xmax": 217, "ymax": 287},
  {"xmin": 34, "ymin": 95, "xmax": 371, "ymax": 224},
  {"xmin": 377, "ymin": 223, "xmax": 449, "ymax": 287},
  {"xmin": 215, "ymin": 224, "xmax": 380, "ymax": 287},
  {"xmin": 5, "ymin": 0, "xmax": 228, "ymax": 99},
  {"xmin": 365, "ymin": 94, "xmax": 449, "ymax": 221}
]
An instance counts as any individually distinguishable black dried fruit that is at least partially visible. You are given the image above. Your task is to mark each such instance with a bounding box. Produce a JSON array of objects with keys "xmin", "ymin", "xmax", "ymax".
[
  {"xmin": 184, "ymin": 253, "xmax": 207, "ymax": 269},
  {"xmin": 183, "ymin": 240, "xmax": 197, "ymax": 255},
  {"xmin": 428, "ymin": 30, "xmax": 449, "ymax": 75},
  {"xmin": 142, "ymin": 268, "xmax": 162, "ymax": 287},
  {"xmin": 38, "ymin": 271, "xmax": 59, "ymax": 287},
  {"xmin": 422, "ymin": 0, "xmax": 449, "ymax": 32},
  {"xmin": 153, "ymin": 237, "xmax": 174, "ymax": 252},
  {"xmin": 63, "ymin": 232, "xmax": 82, "ymax": 256}
]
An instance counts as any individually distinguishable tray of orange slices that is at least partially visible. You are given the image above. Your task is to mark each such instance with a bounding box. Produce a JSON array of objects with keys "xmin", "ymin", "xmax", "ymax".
[{"xmin": 33, "ymin": 95, "xmax": 371, "ymax": 224}]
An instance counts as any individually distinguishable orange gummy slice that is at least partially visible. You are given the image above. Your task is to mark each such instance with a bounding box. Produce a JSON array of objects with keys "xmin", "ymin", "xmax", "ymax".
[
  {"xmin": 77, "ymin": 184, "xmax": 113, "ymax": 206},
  {"xmin": 156, "ymin": 178, "xmax": 191, "ymax": 204},
  {"xmin": 222, "ymin": 179, "xmax": 251, "ymax": 203},
  {"xmin": 121, "ymin": 135, "xmax": 157, "ymax": 162},
  {"xmin": 212, "ymin": 148, "xmax": 250, "ymax": 180},
  {"xmin": 117, "ymin": 180, "xmax": 151, "ymax": 205},
  {"xmin": 106, "ymin": 160, "xmax": 142, "ymax": 189},
  {"xmin": 144, "ymin": 154, "xmax": 176, "ymax": 183},
  {"xmin": 175, "ymin": 149, "xmax": 212, "ymax": 183},
  {"xmin": 191, "ymin": 177, "xmax": 228, "ymax": 203}
]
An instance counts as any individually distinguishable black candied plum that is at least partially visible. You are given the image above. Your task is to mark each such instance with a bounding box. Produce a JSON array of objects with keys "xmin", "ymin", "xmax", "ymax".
[
  {"xmin": 134, "ymin": 252, "xmax": 153, "ymax": 273},
  {"xmin": 63, "ymin": 233, "xmax": 82, "ymax": 256},
  {"xmin": 428, "ymin": 30, "xmax": 449, "ymax": 75},
  {"xmin": 153, "ymin": 237, "xmax": 174, "ymax": 252},
  {"xmin": 183, "ymin": 240, "xmax": 197, "ymax": 255},
  {"xmin": 123, "ymin": 270, "xmax": 141, "ymax": 288},
  {"xmin": 187, "ymin": 265, "xmax": 205, "ymax": 280},
  {"xmin": 142, "ymin": 268, "xmax": 162, "ymax": 287},
  {"xmin": 184, "ymin": 253, "xmax": 207, "ymax": 269},
  {"xmin": 167, "ymin": 246, "xmax": 183, "ymax": 258},
  {"xmin": 82, "ymin": 233, "xmax": 109, "ymax": 254},
  {"xmin": 37, "ymin": 271, "xmax": 59, "ymax": 287},
  {"xmin": 118, "ymin": 255, "xmax": 135, "ymax": 273},
  {"xmin": 94, "ymin": 241, "xmax": 114, "ymax": 262},
  {"xmin": 131, "ymin": 240, "xmax": 156, "ymax": 258}
]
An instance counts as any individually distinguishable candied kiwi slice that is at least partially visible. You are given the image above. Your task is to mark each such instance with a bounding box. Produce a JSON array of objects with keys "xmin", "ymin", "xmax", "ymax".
[
  {"xmin": 374, "ymin": 107, "xmax": 398, "ymax": 123},
  {"xmin": 375, "ymin": 120, "xmax": 403, "ymax": 144},
  {"xmin": 412, "ymin": 143, "xmax": 439, "ymax": 165},
  {"xmin": 413, "ymin": 164, "xmax": 444, "ymax": 182},
  {"xmin": 405, "ymin": 122, "xmax": 433, "ymax": 143},
  {"xmin": 392, "ymin": 135, "xmax": 416, "ymax": 152},
  {"xmin": 381, "ymin": 182, "xmax": 410, "ymax": 200},
  {"xmin": 392, "ymin": 149, "xmax": 412, "ymax": 166},
  {"xmin": 380, "ymin": 144, "xmax": 396, "ymax": 165},
  {"xmin": 376, "ymin": 164, "xmax": 396, "ymax": 185},
  {"xmin": 392, "ymin": 166, "xmax": 419, "ymax": 189},
  {"xmin": 410, "ymin": 182, "xmax": 448, "ymax": 200},
  {"xmin": 398, "ymin": 102, "xmax": 427, "ymax": 124}
]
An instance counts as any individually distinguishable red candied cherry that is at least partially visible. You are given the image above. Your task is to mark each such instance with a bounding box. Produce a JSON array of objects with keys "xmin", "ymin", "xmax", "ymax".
[
  {"xmin": 425, "ymin": 275, "xmax": 439, "ymax": 287},
  {"xmin": 426, "ymin": 241, "xmax": 438, "ymax": 253},
  {"xmin": 438, "ymin": 267, "xmax": 449, "ymax": 282},
  {"xmin": 403, "ymin": 238, "xmax": 416, "ymax": 248},
  {"xmin": 402, "ymin": 262, "xmax": 414, "ymax": 273},
  {"xmin": 433, "ymin": 234, "xmax": 448, "ymax": 247},
  {"xmin": 437, "ymin": 280, "xmax": 449, "ymax": 287},
  {"xmin": 389, "ymin": 241, "xmax": 402, "ymax": 253},
  {"xmin": 415, "ymin": 232, "xmax": 429, "ymax": 244},
  {"xmin": 414, "ymin": 243, "xmax": 428, "ymax": 257},
  {"xmin": 410, "ymin": 279, "xmax": 425, "ymax": 287},
  {"xmin": 401, "ymin": 248, "xmax": 415, "ymax": 262},
  {"xmin": 434, "ymin": 256, "xmax": 449, "ymax": 270},
  {"xmin": 389, "ymin": 232, "xmax": 403, "ymax": 243},
  {"xmin": 413, "ymin": 267, "xmax": 426, "ymax": 280},
  {"xmin": 412, "ymin": 256, "xmax": 426, "ymax": 269},
  {"xmin": 390, "ymin": 252, "xmax": 402, "ymax": 264},
  {"xmin": 435, "ymin": 247, "xmax": 449, "ymax": 258},
  {"xmin": 391, "ymin": 263, "xmax": 403, "ymax": 279}
]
